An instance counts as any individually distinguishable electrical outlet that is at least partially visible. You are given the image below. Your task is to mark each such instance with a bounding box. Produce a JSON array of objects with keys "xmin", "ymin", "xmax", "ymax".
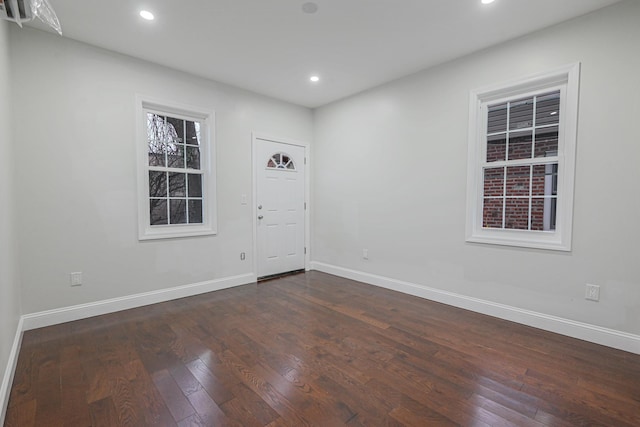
[
  {"xmin": 363, "ymin": 249, "xmax": 368, "ymax": 260},
  {"xmin": 70, "ymin": 272, "xmax": 82, "ymax": 287},
  {"xmin": 585, "ymin": 284, "xmax": 600, "ymax": 301},
  {"xmin": 240, "ymin": 252, "xmax": 246, "ymax": 260}
]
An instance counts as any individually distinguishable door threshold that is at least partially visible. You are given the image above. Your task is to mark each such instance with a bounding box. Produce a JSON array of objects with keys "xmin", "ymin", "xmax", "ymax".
[{"xmin": 258, "ymin": 269, "xmax": 305, "ymax": 283}]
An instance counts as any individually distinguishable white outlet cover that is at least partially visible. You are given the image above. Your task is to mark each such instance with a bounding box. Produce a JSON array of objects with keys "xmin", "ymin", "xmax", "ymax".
[
  {"xmin": 70, "ymin": 272, "xmax": 82, "ymax": 286},
  {"xmin": 585, "ymin": 284, "xmax": 600, "ymax": 301}
]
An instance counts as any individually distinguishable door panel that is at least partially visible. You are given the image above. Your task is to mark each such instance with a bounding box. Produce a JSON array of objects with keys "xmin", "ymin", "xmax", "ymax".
[{"xmin": 256, "ymin": 139, "xmax": 305, "ymax": 278}]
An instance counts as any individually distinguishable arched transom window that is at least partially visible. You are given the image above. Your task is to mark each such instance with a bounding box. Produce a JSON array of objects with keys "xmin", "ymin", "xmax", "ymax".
[{"xmin": 267, "ymin": 152, "xmax": 296, "ymax": 170}]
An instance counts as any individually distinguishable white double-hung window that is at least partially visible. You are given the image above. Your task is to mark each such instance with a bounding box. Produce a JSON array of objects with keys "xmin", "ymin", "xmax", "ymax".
[
  {"xmin": 466, "ymin": 64, "xmax": 580, "ymax": 251},
  {"xmin": 136, "ymin": 97, "xmax": 216, "ymax": 240}
]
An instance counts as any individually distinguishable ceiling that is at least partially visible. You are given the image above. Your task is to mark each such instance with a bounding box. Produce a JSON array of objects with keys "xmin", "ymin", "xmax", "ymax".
[{"xmin": 27, "ymin": 0, "xmax": 622, "ymax": 108}]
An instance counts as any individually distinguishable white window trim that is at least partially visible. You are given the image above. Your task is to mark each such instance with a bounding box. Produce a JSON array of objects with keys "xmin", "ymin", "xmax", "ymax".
[
  {"xmin": 136, "ymin": 95, "xmax": 217, "ymax": 240},
  {"xmin": 465, "ymin": 63, "xmax": 580, "ymax": 251}
]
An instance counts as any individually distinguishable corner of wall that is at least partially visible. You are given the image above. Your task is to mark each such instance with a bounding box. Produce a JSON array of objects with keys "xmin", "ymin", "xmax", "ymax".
[
  {"xmin": 0, "ymin": 320, "xmax": 23, "ymax": 426},
  {"xmin": 0, "ymin": 18, "xmax": 23, "ymax": 426}
]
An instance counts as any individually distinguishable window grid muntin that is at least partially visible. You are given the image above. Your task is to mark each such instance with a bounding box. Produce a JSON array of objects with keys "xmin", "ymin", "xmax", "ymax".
[
  {"xmin": 148, "ymin": 170, "xmax": 204, "ymax": 226},
  {"xmin": 145, "ymin": 109, "xmax": 206, "ymax": 227},
  {"xmin": 266, "ymin": 152, "xmax": 296, "ymax": 170},
  {"xmin": 482, "ymin": 88, "xmax": 561, "ymax": 232}
]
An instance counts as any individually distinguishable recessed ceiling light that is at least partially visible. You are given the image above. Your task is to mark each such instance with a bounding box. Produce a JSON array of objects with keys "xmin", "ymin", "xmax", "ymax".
[
  {"xmin": 139, "ymin": 10, "xmax": 154, "ymax": 20},
  {"xmin": 481, "ymin": 0, "xmax": 495, "ymax": 4},
  {"xmin": 310, "ymin": 75, "xmax": 320, "ymax": 83},
  {"xmin": 302, "ymin": 2, "xmax": 318, "ymax": 14}
]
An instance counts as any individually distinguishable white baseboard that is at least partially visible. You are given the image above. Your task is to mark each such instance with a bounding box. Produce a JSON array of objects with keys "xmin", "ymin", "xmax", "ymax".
[
  {"xmin": 0, "ymin": 317, "xmax": 23, "ymax": 426},
  {"xmin": 22, "ymin": 273, "xmax": 257, "ymax": 331},
  {"xmin": 310, "ymin": 261, "xmax": 640, "ymax": 355}
]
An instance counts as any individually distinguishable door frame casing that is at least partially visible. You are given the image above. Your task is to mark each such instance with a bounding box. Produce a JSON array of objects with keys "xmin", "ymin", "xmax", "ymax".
[{"xmin": 252, "ymin": 132, "xmax": 310, "ymax": 278}]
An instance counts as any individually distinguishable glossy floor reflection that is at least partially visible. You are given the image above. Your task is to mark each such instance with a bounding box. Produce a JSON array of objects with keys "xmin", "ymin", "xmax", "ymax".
[{"xmin": 5, "ymin": 271, "xmax": 640, "ymax": 426}]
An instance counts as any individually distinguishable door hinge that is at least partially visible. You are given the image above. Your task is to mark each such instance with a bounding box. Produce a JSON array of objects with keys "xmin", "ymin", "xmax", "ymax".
[
  {"xmin": 304, "ymin": 157, "xmax": 307, "ymax": 165},
  {"xmin": 304, "ymin": 247, "xmax": 307, "ymax": 254},
  {"xmin": 304, "ymin": 202, "xmax": 307, "ymax": 210}
]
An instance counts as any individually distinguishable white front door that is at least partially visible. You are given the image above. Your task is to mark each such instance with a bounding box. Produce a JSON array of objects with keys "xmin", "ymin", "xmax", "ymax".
[{"xmin": 256, "ymin": 138, "xmax": 306, "ymax": 278}]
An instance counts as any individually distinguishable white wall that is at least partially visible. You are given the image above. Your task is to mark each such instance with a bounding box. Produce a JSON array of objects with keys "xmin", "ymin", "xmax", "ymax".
[
  {"xmin": 10, "ymin": 28, "xmax": 313, "ymax": 314},
  {"xmin": 0, "ymin": 19, "xmax": 21, "ymax": 420},
  {"xmin": 313, "ymin": 1, "xmax": 640, "ymax": 335}
]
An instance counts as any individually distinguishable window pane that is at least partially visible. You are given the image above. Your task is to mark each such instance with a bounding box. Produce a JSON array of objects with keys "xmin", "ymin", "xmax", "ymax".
[
  {"xmin": 504, "ymin": 198, "xmax": 529, "ymax": 230},
  {"xmin": 148, "ymin": 171, "xmax": 167, "ymax": 198},
  {"xmin": 169, "ymin": 173, "xmax": 186, "ymax": 197},
  {"xmin": 535, "ymin": 126, "xmax": 559, "ymax": 158},
  {"xmin": 488, "ymin": 103, "xmax": 507, "ymax": 134},
  {"xmin": 189, "ymin": 200, "xmax": 203, "ymax": 224},
  {"xmin": 530, "ymin": 197, "xmax": 545, "ymax": 231},
  {"xmin": 147, "ymin": 113, "xmax": 167, "ymax": 167},
  {"xmin": 169, "ymin": 199, "xmax": 187, "ymax": 224},
  {"xmin": 506, "ymin": 166, "xmax": 530, "ymax": 197},
  {"xmin": 483, "ymin": 167, "xmax": 504, "ymax": 197},
  {"xmin": 549, "ymin": 197, "xmax": 557, "ymax": 230},
  {"xmin": 188, "ymin": 174, "xmax": 202, "ymax": 197},
  {"xmin": 508, "ymin": 130, "xmax": 533, "ymax": 160},
  {"xmin": 147, "ymin": 113, "xmax": 164, "ymax": 143},
  {"xmin": 149, "ymin": 114, "xmax": 179, "ymax": 145},
  {"xmin": 509, "ymin": 97, "xmax": 534, "ymax": 130},
  {"xmin": 536, "ymin": 91, "xmax": 560, "ymax": 126},
  {"xmin": 532, "ymin": 165, "xmax": 546, "ymax": 197},
  {"xmin": 186, "ymin": 121, "xmax": 200, "ymax": 145},
  {"xmin": 166, "ymin": 144, "xmax": 185, "ymax": 168},
  {"xmin": 166, "ymin": 116, "xmax": 184, "ymax": 143},
  {"xmin": 186, "ymin": 146, "xmax": 201, "ymax": 170},
  {"xmin": 532, "ymin": 164, "xmax": 558, "ymax": 197},
  {"xmin": 150, "ymin": 199, "xmax": 168, "ymax": 225},
  {"xmin": 530, "ymin": 197, "xmax": 557, "ymax": 231},
  {"xmin": 148, "ymin": 152, "xmax": 166, "ymax": 167},
  {"xmin": 486, "ymin": 133, "xmax": 506, "ymax": 162},
  {"xmin": 483, "ymin": 198, "xmax": 503, "ymax": 229}
]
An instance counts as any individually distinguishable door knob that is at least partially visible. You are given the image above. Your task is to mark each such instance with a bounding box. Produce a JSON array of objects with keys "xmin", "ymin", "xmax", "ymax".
[
  {"xmin": 258, "ymin": 205, "xmax": 263, "ymax": 210},
  {"xmin": 258, "ymin": 215, "xmax": 264, "ymax": 220}
]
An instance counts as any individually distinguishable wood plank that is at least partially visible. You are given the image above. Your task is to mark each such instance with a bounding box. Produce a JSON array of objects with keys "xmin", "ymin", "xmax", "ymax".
[
  {"xmin": 185, "ymin": 387, "xmax": 236, "ymax": 426},
  {"xmin": 151, "ymin": 369, "xmax": 197, "ymax": 423},
  {"xmin": 184, "ymin": 357, "xmax": 235, "ymax": 405},
  {"xmin": 4, "ymin": 399, "xmax": 36, "ymax": 427},
  {"xmin": 88, "ymin": 397, "xmax": 119, "ymax": 427},
  {"xmin": 5, "ymin": 271, "xmax": 640, "ymax": 426}
]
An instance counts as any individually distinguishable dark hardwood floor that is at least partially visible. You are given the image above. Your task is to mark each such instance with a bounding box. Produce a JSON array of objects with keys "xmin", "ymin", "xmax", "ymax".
[{"xmin": 5, "ymin": 271, "xmax": 640, "ymax": 426}]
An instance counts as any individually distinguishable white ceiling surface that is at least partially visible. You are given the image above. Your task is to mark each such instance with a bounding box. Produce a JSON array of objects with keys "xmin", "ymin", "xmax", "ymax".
[{"xmin": 30, "ymin": 0, "xmax": 623, "ymax": 108}]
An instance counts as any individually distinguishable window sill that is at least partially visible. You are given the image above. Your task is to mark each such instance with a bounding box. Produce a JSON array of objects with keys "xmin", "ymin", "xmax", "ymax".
[
  {"xmin": 138, "ymin": 224, "xmax": 217, "ymax": 241},
  {"xmin": 466, "ymin": 230, "xmax": 570, "ymax": 252}
]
